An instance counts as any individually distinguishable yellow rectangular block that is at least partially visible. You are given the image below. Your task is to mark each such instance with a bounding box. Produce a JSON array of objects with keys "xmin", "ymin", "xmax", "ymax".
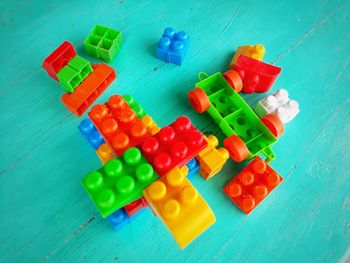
[
  {"xmin": 141, "ymin": 115, "xmax": 160, "ymax": 135},
  {"xmin": 143, "ymin": 166, "xmax": 216, "ymax": 248},
  {"xmin": 229, "ymin": 44, "xmax": 265, "ymax": 68},
  {"xmin": 96, "ymin": 143, "xmax": 114, "ymax": 165}
]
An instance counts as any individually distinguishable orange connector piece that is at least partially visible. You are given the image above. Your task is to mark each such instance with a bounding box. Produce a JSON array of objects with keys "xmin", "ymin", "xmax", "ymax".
[
  {"xmin": 61, "ymin": 63, "xmax": 116, "ymax": 116},
  {"xmin": 223, "ymin": 156, "xmax": 283, "ymax": 214},
  {"xmin": 96, "ymin": 143, "xmax": 114, "ymax": 165},
  {"xmin": 196, "ymin": 135, "xmax": 229, "ymax": 180},
  {"xmin": 143, "ymin": 166, "xmax": 216, "ymax": 248},
  {"xmin": 141, "ymin": 115, "xmax": 160, "ymax": 135},
  {"xmin": 229, "ymin": 44, "xmax": 265, "ymax": 68}
]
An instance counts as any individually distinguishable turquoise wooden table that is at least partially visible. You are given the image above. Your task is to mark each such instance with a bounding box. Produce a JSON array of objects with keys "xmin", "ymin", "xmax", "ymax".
[{"xmin": 1, "ymin": 0, "xmax": 349, "ymax": 262}]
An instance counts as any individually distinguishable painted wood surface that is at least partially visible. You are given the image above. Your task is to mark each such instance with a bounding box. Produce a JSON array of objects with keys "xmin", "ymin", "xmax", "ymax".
[{"xmin": 0, "ymin": 0, "xmax": 349, "ymax": 262}]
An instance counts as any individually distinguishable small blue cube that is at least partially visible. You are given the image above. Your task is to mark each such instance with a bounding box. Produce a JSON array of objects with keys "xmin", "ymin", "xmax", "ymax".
[
  {"xmin": 156, "ymin": 27, "xmax": 189, "ymax": 65},
  {"xmin": 78, "ymin": 119, "xmax": 105, "ymax": 150},
  {"xmin": 108, "ymin": 208, "xmax": 130, "ymax": 231}
]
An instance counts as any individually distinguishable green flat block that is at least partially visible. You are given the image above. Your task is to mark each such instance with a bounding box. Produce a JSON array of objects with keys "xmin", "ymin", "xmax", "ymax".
[
  {"xmin": 123, "ymin": 94, "xmax": 147, "ymax": 118},
  {"xmin": 68, "ymin": 55, "xmax": 93, "ymax": 80},
  {"xmin": 56, "ymin": 65, "xmax": 82, "ymax": 93},
  {"xmin": 82, "ymin": 147, "xmax": 159, "ymax": 218},
  {"xmin": 83, "ymin": 25, "xmax": 123, "ymax": 62},
  {"xmin": 195, "ymin": 72, "xmax": 277, "ymax": 159}
]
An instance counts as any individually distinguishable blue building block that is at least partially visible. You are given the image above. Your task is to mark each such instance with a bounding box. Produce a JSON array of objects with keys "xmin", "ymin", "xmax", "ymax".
[
  {"xmin": 156, "ymin": 27, "xmax": 189, "ymax": 65},
  {"xmin": 108, "ymin": 208, "xmax": 130, "ymax": 231},
  {"xmin": 78, "ymin": 119, "xmax": 104, "ymax": 149},
  {"xmin": 186, "ymin": 158, "xmax": 199, "ymax": 180}
]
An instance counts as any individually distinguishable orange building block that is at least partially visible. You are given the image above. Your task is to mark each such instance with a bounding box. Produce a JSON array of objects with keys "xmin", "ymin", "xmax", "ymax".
[
  {"xmin": 96, "ymin": 143, "xmax": 114, "ymax": 165},
  {"xmin": 223, "ymin": 156, "xmax": 283, "ymax": 214},
  {"xmin": 229, "ymin": 44, "xmax": 265, "ymax": 68},
  {"xmin": 61, "ymin": 63, "xmax": 116, "ymax": 116},
  {"xmin": 141, "ymin": 115, "xmax": 160, "ymax": 135},
  {"xmin": 143, "ymin": 166, "xmax": 216, "ymax": 248},
  {"xmin": 196, "ymin": 135, "xmax": 229, "ymax": 180}
]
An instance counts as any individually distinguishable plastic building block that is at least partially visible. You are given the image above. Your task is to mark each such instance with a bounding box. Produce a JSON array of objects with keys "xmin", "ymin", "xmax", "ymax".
[
  {"xmin": 139, "ymin": 116, "xmax": 207, "ymax": 176},
  {"xmin": 84, "ymin": 25, "xmax": 123, "ymax": 62},
  {"xmin": 254, "ymin": 89, "xmax": 300, "ymax": 123},
  {"xmin": 223, "ymin": 156, "xmax": 283, "ymax": 214},
  {"xmin": 156, "ymin": 27, "xmax": 189, "ymax": 65},
  {"xmin": 231, "ymin": 55, "xmax": 281, "ymax": 94},
  {"xmin": 89, "ymin": 95, "xmax": 151, "ymax": 157},
  {"xmin": 141, "ymin": 115, "xmax": 160, "ymax": 136},
  {"xmin": 57, "ymin": 56, "xmax": 93, "ymax": 93},
  {"xmin": 124, "ymin": 197, "xmax": 148, "ymax": 217},
  {"xmin": 229, "ymin": 44, "xmax": 265, "ymax": 68},
  {"xmin": 108, "ymin": 208, "xmax": 130, "ymax": 231},
  {"xmin": 79, "ymin": 119, "xmax": 105, "ymax": 149},
  {"xmin": 123, "ymin": 95, "xmax": 147, "ymax": 119},
  {"xmin": 186, "ymin": 158, "xmax": 200, "ymax": 179},
  {"xmin": 61, "ymin": 63, "xmax": 116, "ymax": 116},
  {"xmin": 42, "ymin": 41, "xmax": 76, "ymax": 81},
  {"xmin": 189, "ymin": 72, "xmax": 277, "ymax": 162},
  {"xmin": 196, "ymin": 135, "xmax": 229, "ymax": 180},
  {"xmin": 83, "ymin": 147, "xmax": 159, "ymax": 218},
  {"xmin": 96, "ymin": 143, "xmax": 114, "ymax": 165},
  {"xmin": 143, "ymin": 166, "xmax": 216, "ymax": 248}
]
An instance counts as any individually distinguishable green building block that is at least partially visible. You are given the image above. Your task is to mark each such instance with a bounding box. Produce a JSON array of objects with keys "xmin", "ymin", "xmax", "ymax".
[
  {"xmin": 193, "ymin": 72, "xmax": 277, "ymax": 161},
  {"xmin": 123, "ymin": 94, "xmax": 147, "ymax": 118},
  {"xmin": 83, "ymin": 25, "xmax": 123, "ymax": 62},
  {"xmin": 56, "ymin": 55, "xmax": 92, "ymax": 93},
  {"xmin": 57, "ymin": 66, "xmax": 82, "ymax": 93},
  {"xmin": 82, "ymin": 147, "xmax": 159, "ymax": 218}
]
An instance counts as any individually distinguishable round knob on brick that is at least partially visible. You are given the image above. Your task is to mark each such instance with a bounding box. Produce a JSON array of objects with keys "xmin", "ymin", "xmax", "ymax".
[
  {"xmin": 112, "ymin": 133, "xmax": 130, "ymax": 151},
  {"xmin": 136, "ymin": 163, "xmax": 154, "ymax": 182},
  {"xmin": 102, "ymin": 118, "xmax": 118, "ymax": 135},
  {"xmin": 241, "ymin": 196, "xmax": 256, "ymax": 212},
  {"xmin": 159, "ymin": 37, "xmax": 171, "ymax": 49},
  {"xmin": 97, "ymin": 189, "xmax": 115, "ymax": 209},
  {"xmin": 116, "ymin": 176, "xmax": 136, "ymax": 195},
  {"xmin": 253, "ymin": 185, "xmax": 268, "ymax": 199},
  {"xmin": 181, "ymin": 186, "xmax": 198, "ymax": 205},
  {"xmin": 90, "ymin": 104, "xmax": 109, "ymax": 122},
  {"xmin": 154, "ymin": 152, "xmax": 172, "ymax": 172},
  {"xmin": 159, "ymin": 126, "xmax": 176, "ymax": 143},
  {"xmin": 142, "ymin": 137, "xmax": 159, "ymax": 154},
  {"xmin": 239, "ymin": 171, "xmax": 255, "ymax": 186},
  {"xmin": 251, "ymin": 158, "xmax": 266, "ymax": 174},
  {"xmin": 84, "ymin": 171, "xmax": 104, "ymax": 191},
  {"xmin": 148, "ymin": 181, "xmax": 166, "ymax": 201},
  {"xmin": 104, "ymin": 159, "xmax": 123, "ymax": 177},
  {"xmin": 163, "ymin": 199, "xmax": 180, "ymax": 219},
  {"xmin": 227, "ymin": 183, "xmax": 242, "ymax": 198},
  {"xmin": 171, "ymin": 142, "xmax": 188, "ymax": 159},
  {"xmin": 174, "ymin": 116, "xmax": 192, "ymax": 132},
  {"xmin": 108, "ymin": 95, "xmax": 126, "ymax": 109}
]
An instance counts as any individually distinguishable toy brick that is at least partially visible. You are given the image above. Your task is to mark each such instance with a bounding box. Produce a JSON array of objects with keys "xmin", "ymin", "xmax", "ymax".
[
  {"xmin": 143, "ymin": 166, "xmax": 216, "ymax": 248},
  {"xmin": 141, "ymin": 115, "xmax": 160, "ymax": 136},
  {"xmin": 61, "ymin": 63, "xmax": 116, "ymax": 116},
  {"xmin": 186, "ymin": 158, "xmax": 199, "ymax": 179},
  {"xmin": 108, "ymin": 208, "xmax": 130, "ymax": 231},
  {"xmin": 88, "ymin": 95, "xmax": 151, "ymax": 157},
  {"xmin": 124, "ymin": 197, "xmax": 148, "ymax": 217},
  {"xmin": 83, "ymin": 147, "xmax": 159, "ymax": 218},
  {"xmin": 123, "ymin": 94, "xmax": 147, "ymax": 118},
  {"xmin": 42, "ymin": 41, "xmax": 76, "ymax": 81},
  {"xmin": 139, "ymin": 116, "xmax": 207, "ymax": 176},
  {"xmin": 156, "ymin": 27, "xmax": 189, "ymax": 65},
  {"xmin": 68, "ymin": 55, "xmax": 93, "ymax": 80},
  {"xmin": 254, "ymin": 89, "xmax": 300, "ymax": 123},
  {"xmin": 229, "ymin": 44, "xmax": 265, "ymax": 68},
  {"xmin": 223, "ymin": 156, "xmax": 283, "ymax": 214},
  {"xmin": 84, "ymin": 25, "xmax": 123, "ymax": 62},
  {"xmin": 232, "ymin": 55, "xmax": 281, "ymax": 94},
  {"xmin": 96, "ymin": 143, "xmax": 114, "ymax": 165},
  {"xmin": 79, "ymin": 119, "xmax": 105, "ymax": 149},
  {"xmin": 196, "ymin": 135, "xmax": 229, "ymax": 180}
]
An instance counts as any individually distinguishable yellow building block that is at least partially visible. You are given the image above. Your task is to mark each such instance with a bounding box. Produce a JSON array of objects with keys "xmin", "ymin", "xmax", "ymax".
[
  {"xmin": 141, "ymin": 115, "xmax": 160, "ymax": 135},
  {"xmin": 143, "ymin": 166, "xmax": 216, "ymax": 248},
  {"xmin": 96, "ymin": 143, "xmax": 114, "ymax": 165},
  {"xmin": 229, "ymin": 44, "xmax": 265, "ymax": 68},
  {"xmin": 196, "ymin": 135, "xmax": 229, "ymax": 180}
]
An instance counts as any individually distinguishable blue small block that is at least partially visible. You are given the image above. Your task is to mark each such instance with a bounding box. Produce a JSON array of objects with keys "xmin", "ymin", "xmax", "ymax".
[
  {"xmin": 108, "ymin": 208, "xmax": 130, "ymax": 231},
  {"xmin": 187, "ymin": 158, "xmax": 199, "ymax": 180},
  {"xmin": 156, "ymin": 27, "xmax": 189, "ymax": 65},
  {"xmin": 78, "ymin": 119, "xmax": 104, "ymax": 149}
]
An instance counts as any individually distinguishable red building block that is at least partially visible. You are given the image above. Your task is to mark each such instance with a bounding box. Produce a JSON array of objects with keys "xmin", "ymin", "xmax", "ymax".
[
  {"xmin": 61, "ymin": 63, "xmax": 116, "ymax": 116},
  {"xmin": 88, "ymin": 94, "xmax": 151, "ymax": 156},
  {"xmin": 124, "ymin": 197, "xmax": 148, "ymax": 217},
  {"xmin": 42, "ymin": 41, "xmax": 76, "ymax": 81},
  {"xmin": 223, "ymin": 156, "xmax": 283, "ymax": 214},
  {"xmin": 140, "ymin": 116, "xmax": 207, "ymax": 176},
  {"xmin": 231, "ymin": 55, "xmax": 281, "ymax": 94}
]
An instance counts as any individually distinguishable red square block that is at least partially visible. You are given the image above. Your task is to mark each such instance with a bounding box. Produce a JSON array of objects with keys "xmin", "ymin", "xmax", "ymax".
[
  {"xmin": 233, "ymin": 55, "xmax": 281, "ymax": 94},
  {"xmin": 42, "ymin": 41, "xmax": 76, "ymax": 81},
  {"xmin": 139, "ymin": 116, "xmax": 207, "ymax": 176},
  {"xmin": 61, "ymin": 63, "xmax": 116, "ymax": 116},
  {"xmin": 124, "ymin": 197, "xmax": 148, "ymax": 217},
  {"xmin": 88, "ymin": 95, "xmax": 151, "ymax": 156},
  {"xmin": 224, "ymin": 156, "xmax": 283, "ymax": 214}
]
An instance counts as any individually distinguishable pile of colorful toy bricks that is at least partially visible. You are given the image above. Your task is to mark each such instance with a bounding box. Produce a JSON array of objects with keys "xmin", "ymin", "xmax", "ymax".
[{"xmin": 42, "ymin": 26, "xmax": 299, "ymax": 249}]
